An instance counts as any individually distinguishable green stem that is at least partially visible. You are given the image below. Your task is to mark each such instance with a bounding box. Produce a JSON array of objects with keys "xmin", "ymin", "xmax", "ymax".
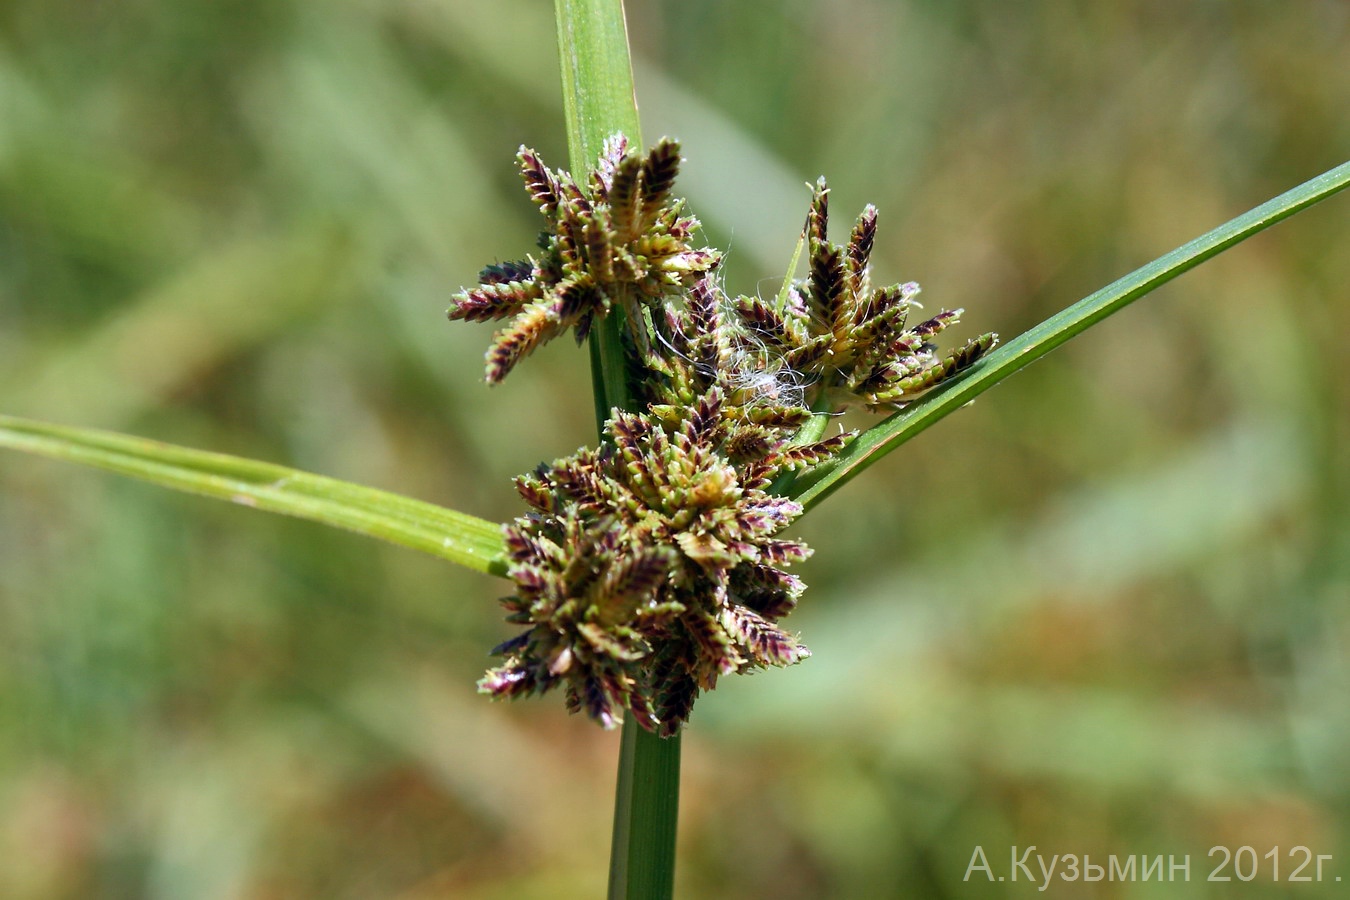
[
  {"xmin": 790, "ymin": 158, "xmax": 1350, "ymax": 510},
  {"xmin": 607, "ymin": 721, "xmax": 682, "ymax": 899},
  {"xmin": 555, "ymin": 0, "xmax": 642, "ymax": 179},
  {"xmin": 554, "ymin": 1, "xmax": 681, "ymax": 897}
]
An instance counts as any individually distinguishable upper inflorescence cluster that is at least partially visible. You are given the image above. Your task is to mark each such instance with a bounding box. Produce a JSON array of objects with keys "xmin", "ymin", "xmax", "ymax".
[{"xmin": 448, "ymin": 135, "xmax": 720, "ymax": 383}]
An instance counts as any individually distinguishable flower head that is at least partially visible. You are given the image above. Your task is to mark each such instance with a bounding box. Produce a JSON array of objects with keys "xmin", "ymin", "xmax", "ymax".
[
  {"xmin": 732, "ymin": 179, "xmax": 997, "ymax": 410},
  {"xmin": 449, "ymin": 136, "xmax": 720, "ymax": 383},
  {"xmin": 454, "ymin": 138, "xmax": 997, "ymax": 735},
  {"xmin": 481, "ymin": 391, "xmax": 814, "ymax": 734}
]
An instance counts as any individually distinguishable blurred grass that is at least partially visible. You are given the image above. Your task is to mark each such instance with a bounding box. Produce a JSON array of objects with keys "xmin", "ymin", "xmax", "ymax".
[{"xmin": 1, "ymin": 0, "xmax": 1348, "ymax": 897}]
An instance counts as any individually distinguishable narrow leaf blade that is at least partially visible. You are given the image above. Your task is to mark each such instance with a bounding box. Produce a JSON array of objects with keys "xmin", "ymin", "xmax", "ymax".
[
  {"xmin": 790, "ymin": 159, "xmax": 1350, "ymax": 510},
  {"xmin": 0, "ymin": 414, "xmax": 508, "ymax": 575}
]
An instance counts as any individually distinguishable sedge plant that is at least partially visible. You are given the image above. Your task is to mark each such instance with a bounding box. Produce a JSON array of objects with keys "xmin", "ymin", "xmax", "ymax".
[{"xmin": 2, "ymin": 1, "xmax": 1349, "ymax": 897}]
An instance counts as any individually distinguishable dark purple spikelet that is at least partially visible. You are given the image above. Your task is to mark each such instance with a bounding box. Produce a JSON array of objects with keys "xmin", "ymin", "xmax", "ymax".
[
  {"xmin": 518, "ymin": 146, "xmax": 563, "ymax": 214},
  {"xmin": 450, "ymin": 277, "xmax": 543, "ymax": 323},
  {"xmin": 480, "ymin": 259, "xmax": 535, "ymax": 285},
  {"xmin": 484, "ymin": 298, "xmax": 565, "ymax": 384},
  {"xmin": 606, "ymin": 151, "xmax": 643, "ymax": 242},
  {"xmin": 639, "ymin": 140, "xmax": 681, "ymax": 229},
  {"xmin": 845, "ymin": 205, "xmax": 877, "ymax": 296},
  {"xmin": 726, "ymin": 605, "xmax": 809, "ymax": 667},
  {"xmin": 650, "ymin": 649, "xmax": 699, "ymax": 738}
]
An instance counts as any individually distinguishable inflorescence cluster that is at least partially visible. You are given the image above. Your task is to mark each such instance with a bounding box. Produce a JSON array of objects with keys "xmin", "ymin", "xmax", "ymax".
[{"xmin": 450, "ymin": 136, "xmax": 994, "ymax": 734}]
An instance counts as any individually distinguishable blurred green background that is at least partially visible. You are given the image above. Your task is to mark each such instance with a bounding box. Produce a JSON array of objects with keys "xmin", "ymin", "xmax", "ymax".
[{"xmin": 2, "ymin": 1, "xmax": 1348, "ymax": 897}]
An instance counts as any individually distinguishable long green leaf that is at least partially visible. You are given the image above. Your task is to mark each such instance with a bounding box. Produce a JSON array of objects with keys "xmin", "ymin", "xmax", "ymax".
[
  {"xmin": 0, "ymin": 414, "xmax": 509, "ymax": 575},
  {"xmin": 790, "ymin": 158, "xmax": 1350, "ymax": 510}
]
